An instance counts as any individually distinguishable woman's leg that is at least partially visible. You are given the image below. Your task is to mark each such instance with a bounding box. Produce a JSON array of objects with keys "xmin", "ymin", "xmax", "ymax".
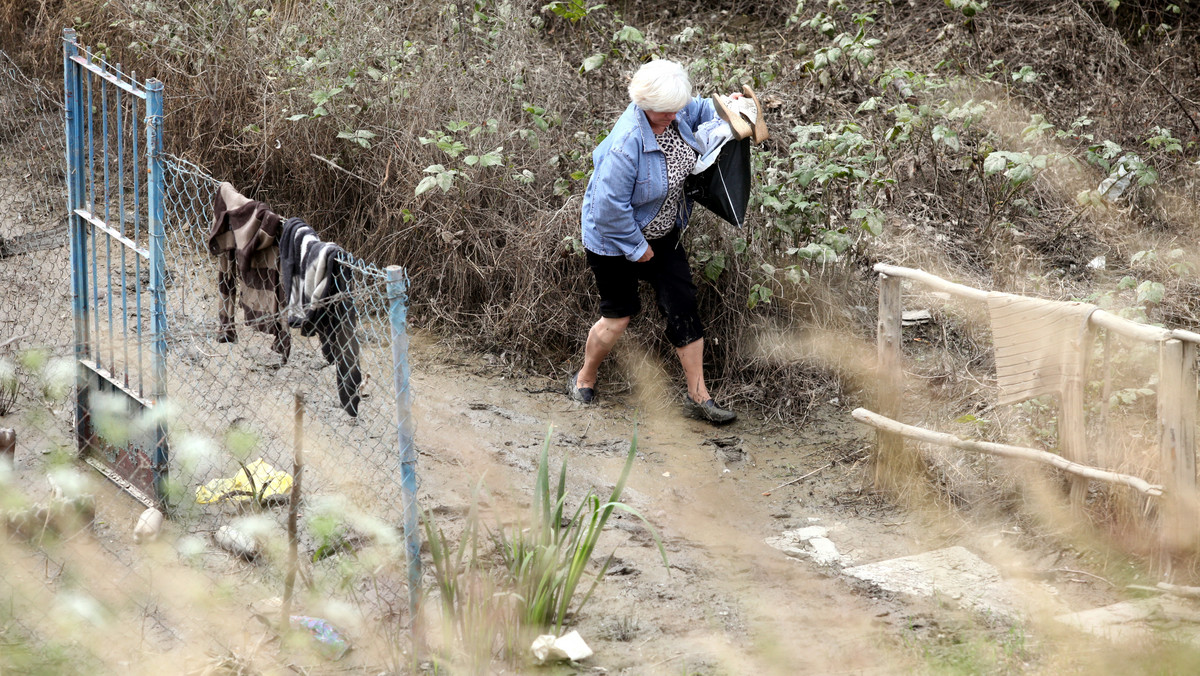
[
  {"xmin": 578, "ymin": 315, "xmax": 630, "ymax": 389},
  {"xmin": 676, "ymin": 337, "xmax": 710, "ymax": 403},
  {"xmin": 678, "ymin": 336, "xmax": 735, "ymax": 423},
  {"xmin": 645, "ymin": 231, "xmax": 734, "ymax": 422},
  {"xmin": 644, "ymin": 230, "xmax": 706, "ymax": 398}
]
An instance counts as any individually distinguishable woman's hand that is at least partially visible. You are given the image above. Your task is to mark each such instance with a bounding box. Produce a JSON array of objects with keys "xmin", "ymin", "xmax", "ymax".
[{"xmin": 638, "ymin": 246, "xmax": 655, "ymax": 262}]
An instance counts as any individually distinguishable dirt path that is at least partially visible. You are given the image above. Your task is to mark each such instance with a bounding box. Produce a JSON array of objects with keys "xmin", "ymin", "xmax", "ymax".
[
  {"xmin": 408, "ymin": 338, "xmax": 924, "ymax": 674},
  {"xmin": 3, "ymin": 322, "xmax": 1131, "ymax": 674}
]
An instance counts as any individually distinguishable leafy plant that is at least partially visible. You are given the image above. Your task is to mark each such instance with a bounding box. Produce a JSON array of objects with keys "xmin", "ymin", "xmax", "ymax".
[
  {"xmin": 0, "ymin": 358, "xmax": 18, "ymax": 416},
  {"xmin": 421, "ymin": 428, "xmax": 664, "ymax": 669},
  {"xmin": 801, "ymin": 10, "xmax": 880, "ymax": 84},
  {"xmin": 497, "ymin": 428, "xmax": 666, "ymax": 635},
  {"xmin": 423, "ymin": 483, "xmax": 521, "ymax": 671},
  {"xmin": 337, "ymin": 128, "xmax": 377, "ymax": 149},
  {"xmin": 542, "ymin": 0, "xmax": 605, "ymax": 24},
  {"xmin": 747, "ymin": 283, "xmax": 774, "ymax": 310},
  {"xmin": 1010, "ymin": 65, "xmax": 1038, "ymax": 83},
  {"xmin": 416, "ymin": 165, "xmax": 463, "ymax": 195},
  {"xmin": 945, "ymin": 0, "xmax": 988, "ymax": 18}
]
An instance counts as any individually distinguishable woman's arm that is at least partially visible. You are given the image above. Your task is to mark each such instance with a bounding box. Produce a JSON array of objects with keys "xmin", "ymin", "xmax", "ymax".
[
  {"xmin": 585, "ymin": 147, "xmax": 649, "ymax": 262},
  {"xmin": 681, "ymin": 95, "xmax": 718, "ymax": 133}
]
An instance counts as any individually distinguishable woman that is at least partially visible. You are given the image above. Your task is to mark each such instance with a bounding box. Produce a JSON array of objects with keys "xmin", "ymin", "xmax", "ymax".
[{"xmin": 568, "ymin": 59, "xmax": 741, "ymax": 425}]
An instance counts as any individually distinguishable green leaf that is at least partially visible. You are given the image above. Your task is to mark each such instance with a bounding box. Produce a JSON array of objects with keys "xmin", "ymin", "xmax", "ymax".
[
  {"xmin": 1136, "ymin": 280, "xmax": 1165, "ymax": 304},
  {"xmin": 1005, "ymin": 162, "xmax": 1033, "ymax": 185},
  {"xmin": 415, "ymin": 176, "xmax": 438, "ymax": 196},
  {"xmin": 436, "ymin": 171, "xmax": 457, "ymax": 192},
  {"xmin": 931, "ymin": 124, "xmax": 960, "ymax": 151},
  {"xmin": 748, "ymin": 284, "xmax": 773, "ymax": 309},
  {"xmin": 337, "ymin": 129, "xmax": 377, "ymax": 149},
  {"xmin": 581, "ymin": 53, "xmax": 606, "ymax": 73},
  {"xmin": 983, "ymin": 151, "xmax": 1008, "ymax": 176},
  {"xmin": 784, "ymin": 266, "xmax": 808, "ymax": 285},
  {"xmin": 789, "ymin": 242, "xmax": 838, "ymax": 264},
  {"xmin": 437, "ymin": 140, "xmax": 468, "ymax": 158},
  {"xmin": 615, "ymin": 26, "xmax": 644, "ymax": 43},
  {"xmin": 309, "ymin": 87, "xmax": 342, "ymax": 105},
  {"xmin": 1011, "ymin": 65, "xmax": 1038, "ymax": 83},
  {"xmin": 703, "ymin": 252, "xmax": 726, "ymax": 282},
  {"xmin": 851, "ymin": 207, "xmax": 884, "ymax": 236},
  {"xmin": 478, "ymin": 147, "xmax": 504, "ymax": 167}
]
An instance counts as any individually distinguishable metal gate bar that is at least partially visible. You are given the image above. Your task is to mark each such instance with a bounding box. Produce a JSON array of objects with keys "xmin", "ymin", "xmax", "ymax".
[{"xmin": 63, "ymin": 27, "xmax": 168, "ymax": 505}]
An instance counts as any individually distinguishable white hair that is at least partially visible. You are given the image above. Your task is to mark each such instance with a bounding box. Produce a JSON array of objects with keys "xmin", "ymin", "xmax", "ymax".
[{"xmin": 628, "ymin": 59, "xmax": 691, "ymax": 113}]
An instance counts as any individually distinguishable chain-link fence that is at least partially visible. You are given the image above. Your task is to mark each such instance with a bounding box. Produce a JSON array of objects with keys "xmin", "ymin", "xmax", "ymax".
[
  {"xmin": 2, "ymin": 38, "xmax": 422, "ymax": 669},
  {"xmin": 157, "ymin": 151, "xmax": 420, "ymax": 532},
  {"xmin": 0, "ymin": 49, "xmax": 69, "ymax": 358}
]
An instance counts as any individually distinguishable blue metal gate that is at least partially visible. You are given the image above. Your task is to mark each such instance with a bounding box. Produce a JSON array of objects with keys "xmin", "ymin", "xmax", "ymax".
[{"xmin": 62, "ymin": 28, "xmax": 168, "ymax": 507}]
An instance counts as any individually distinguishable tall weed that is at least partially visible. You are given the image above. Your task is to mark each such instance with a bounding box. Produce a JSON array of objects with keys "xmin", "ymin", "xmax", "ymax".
[
  {"xmin": 423, "ymin": 428, "xmax": 666, "ymax": 668},
  {"xmin": 498, "ymin": 427, "xmax": 667, "ymax": 635}
]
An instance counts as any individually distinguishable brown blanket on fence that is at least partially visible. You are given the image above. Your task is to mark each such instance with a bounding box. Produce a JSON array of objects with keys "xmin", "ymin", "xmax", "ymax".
[
  {"xmin": 207, "ymin": 182, "xmax": 290, "ymax": 361},
  {"xmin": 987, "ymin": 292, "xmax": 1096, "ymax": 406}
]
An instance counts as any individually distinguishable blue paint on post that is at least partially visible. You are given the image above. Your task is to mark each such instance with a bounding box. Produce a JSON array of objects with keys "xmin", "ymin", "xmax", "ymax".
[
  {"xmin": 115, "ymin": 65, "xmax": 130, "ymax": 389},
  {"xmin": 387, "ymin": 265, "xmax": 421, "ymax": 626},
  {"xmin": 146, "ymin": 78, "xmax": 169, "ymax": 506},
  {"xmin": 132, "ymin": 83, "xmax": 144, "ymax": 397},
  {"xmin": 64, "ymin": 28, "xmax": 89, "ymax": 446}
]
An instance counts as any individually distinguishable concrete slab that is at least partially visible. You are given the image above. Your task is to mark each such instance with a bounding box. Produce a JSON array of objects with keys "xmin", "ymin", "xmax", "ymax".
[
  {"xmin": 1054, "ymin": 600, "xmax": 1156, "ymax": 642},
  {"xmin": 1056, "ymin": 596, "xmax": 1200, "ymax": 644},
  {"xmin": 842, "ymin": 546, "xmax": 1024, "ymax": 622}
]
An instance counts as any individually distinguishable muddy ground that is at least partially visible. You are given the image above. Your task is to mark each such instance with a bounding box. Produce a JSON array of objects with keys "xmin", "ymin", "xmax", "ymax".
[{"xmin": 3, "ymin": 320, "xmax": 1145, "ymax": 675}]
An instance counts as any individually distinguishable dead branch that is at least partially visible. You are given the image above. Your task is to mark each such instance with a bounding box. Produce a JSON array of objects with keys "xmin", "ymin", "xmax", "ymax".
[{"xmin": 851, "ymin": 407, "xmax": 1164, "ymax": 497}]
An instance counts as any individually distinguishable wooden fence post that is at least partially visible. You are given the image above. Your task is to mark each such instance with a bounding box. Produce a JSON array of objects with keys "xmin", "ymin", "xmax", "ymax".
[
  {"xmin": 1099, "ymin": 330, "xmax": 1113, "ymax": 471},
  {"xmin": 1060, "ymin": 323, "xmax": 1097, "ymax": 511},
  {"xmin": 874, "ymin": 273, "xmax": 908, "ymax": 489},
  {"xmin": 1159, "ymin": 339, "xmax": 1198, "ymax": 555}
]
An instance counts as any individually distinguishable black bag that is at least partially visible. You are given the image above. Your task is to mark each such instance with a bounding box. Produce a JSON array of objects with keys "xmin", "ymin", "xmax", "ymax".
[{"xmin": 684, "ymin": 137, "xmax": 751, "ymax": 228}]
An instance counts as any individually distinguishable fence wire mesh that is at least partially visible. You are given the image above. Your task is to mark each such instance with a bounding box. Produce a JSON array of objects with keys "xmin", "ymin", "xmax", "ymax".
[
  {"xmin": 157, "ymin": 153, "xmax": 419, "ymax": 526},
  {"xmin": 2, "ymin": 44, "xmax": 421, "ymax": 669},
  {"xmin": 0, "ymin": 50, "xmax": 70, "ymax": 358}
]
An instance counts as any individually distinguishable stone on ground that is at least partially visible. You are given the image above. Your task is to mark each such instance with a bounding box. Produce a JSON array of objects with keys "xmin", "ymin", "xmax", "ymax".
[{"xmin": 843, "ymin": 546, "xmax": 1028, "ymax": 622}]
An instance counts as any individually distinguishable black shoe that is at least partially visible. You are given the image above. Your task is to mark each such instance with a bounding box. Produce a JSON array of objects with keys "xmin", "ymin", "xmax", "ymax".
[
  {"xmin": 684, "ymin": 397, "xmax": 736, "ymax": 425},
  {"xmin": 567, "ymin": 371, "xmax": 596, "ymax": 404}
]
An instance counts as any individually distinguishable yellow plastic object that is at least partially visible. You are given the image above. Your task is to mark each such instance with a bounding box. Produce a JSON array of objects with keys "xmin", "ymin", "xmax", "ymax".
[{"xmin": 196, "ymin": 458, "xmax": 294, "ymax": 504}]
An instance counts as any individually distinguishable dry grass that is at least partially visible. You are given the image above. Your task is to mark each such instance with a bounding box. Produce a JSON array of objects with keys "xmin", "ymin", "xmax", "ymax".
[{"xmin": 10, "ymin": 1, "xmax": 1200, "ymax": 668}]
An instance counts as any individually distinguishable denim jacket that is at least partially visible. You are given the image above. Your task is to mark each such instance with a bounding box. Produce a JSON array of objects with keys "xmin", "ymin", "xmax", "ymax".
[{"xmin": 581, "ymin": 97, "xmax": 717, "ymax": 261}]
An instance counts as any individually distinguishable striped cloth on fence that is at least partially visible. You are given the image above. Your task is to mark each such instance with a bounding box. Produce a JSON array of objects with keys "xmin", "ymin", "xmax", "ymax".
[
  {"xmin": 280, "ymin": 217, "xmax": 362, "ymax": 417},
  {"xmin": 207, "ymin": 182, "xmax": 291, "ymax": 360},
  {"xmin": 987, "ymin": 292, "xmax": 1097, "ymax": 406}
]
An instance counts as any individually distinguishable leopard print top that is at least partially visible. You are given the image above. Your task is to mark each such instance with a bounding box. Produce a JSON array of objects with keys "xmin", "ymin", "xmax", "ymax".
[{"xmin": 642, "ymin": 123, "xmax": 697, "ymax": 240}]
